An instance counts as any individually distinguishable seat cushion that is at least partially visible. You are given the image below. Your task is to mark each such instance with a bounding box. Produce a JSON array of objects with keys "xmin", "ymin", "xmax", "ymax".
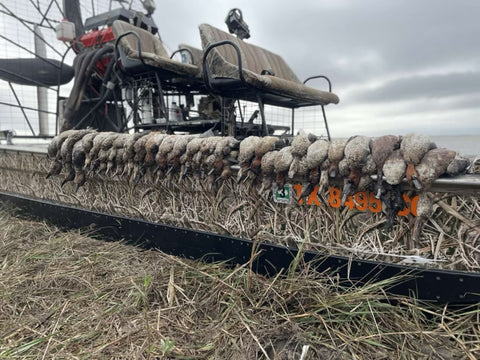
[
  {"xmin": 142, "ymin": 54, "xmax": 200, "ymax": 78},
  {"xmin": 254, "ymin": 74, "xmax": 339, "ymax": 105},
  {"xmin": 112, "ymin": 20, "xmax": 200, "ymax": 78}
]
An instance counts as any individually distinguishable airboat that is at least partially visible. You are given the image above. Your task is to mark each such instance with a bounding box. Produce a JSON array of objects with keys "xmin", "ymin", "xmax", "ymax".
[{"xmin": 0, "ymin": 0, "xmax": 479, "ymax": 304}]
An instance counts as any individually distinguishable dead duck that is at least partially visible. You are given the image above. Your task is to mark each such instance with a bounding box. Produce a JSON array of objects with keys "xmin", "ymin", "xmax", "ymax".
[
  {"xmin": 411, "ymin": 192, "xmax": 433, "ymax": 250},
  {"xmin": 382, "ymin": 184, "xmax": 407, "ymax": 230},
  {"xmin": 317, "ymin": 158, "xmax": 331, "ymax": 196},
  {"xmin": 274, "ymin": 146, "xmax": 293, "ymax": 188},
  {"xmin": 259, "ymin": 150, "xmax": 279, "ymax": 193},
  {"xmin": 167, "ymin": 135, "xmax": 195, "ymax": 176},
  {"xmin": 447, "ymin": 154, "xmax": 470, "ymax": 176},
  {"xmin": 122, "ymin": 132, "xmax": 150, "ymax": 177},
  {"xmin": 81, "ymin": 131, "xmax": 99, "ymax": 158},
  {"xmin": 71, "ymin": 131, "xmax": 99, "ymax": 188},
  {"xmin": 106, "ymin": 134, "xmax": 130, "ymax": 175},
  {"xmin": 191, "ymin": 142, "xmax": 206, "ymax": 179},
  {"xmin": 382, "ymin": 150, "xmax": 407, "ymax": 186},
  {"xmin": 213, "ymin": 149, "xmax": 239, "ymax": 185},
  {"xmin": 199, "ymin": 137, "xmax": 221, "ymax": 179},
  {"xmin": 327, "ymin": 138, "xmax": 348, "ymax": 178},
  {"xmin": 112, "ymin": 147, "xmax": 126, "ymax": 178},
  {"xmin": 59, "ymin": 139, "xmax": 90, "ymax": 186},
  {"xmin": 84, "ymin": 131, "xmax": 116, "ymax": 171},
  {"xmin": 203, "ymin": 153, "xmax": 218, "ymax": 190},
  {"xmin": 211, "ymin": 136, "xmax": 240, "ymax": 179},
  {"xmin": 154, "ymin": 135, "xmax": 177, "ymax": 178},
  {"xmin": 47, "ymin": 129, "xmax": 94, "ymax": 180},
  {"xmin": 381, "ymin": 149, "xmax": 408, "ymax": 229},
  {"xmin": 371, "ymin": 135, "xmax": 401, "ymax": 198},
  {"xmin": 95, "ymin": 148, "xmax": 110, "ymax": 174},
  {"xmin": 237, "ymin": 136, "xmax": 260, "ymax": 182},
  {"xmin": 467, "ymin": 156, "xmax": 480, "ymax": 174},
  {"xmin": 289, "ymin": 132, "xmax": 314, "ymax": 179},
  {"xmin": 251, "ymin": 136, "xmax": 281, "ymax": 175},
  {"xmin": 216, "ymin": 159, "xmax": 234, "ymax": 183},
  {"xmin": 300, "ymin": 139, "xmax": 329, "ymax": 200},
  {"xmin": 357, "ymin": 154, "xmax": 377, "ymax": 191},
  {"xmin": 47, "ymin": 129, "xmax": 79, "ymax": 159},
  {"xmin": 133, "ymin": 132, "xmax": 156, "ymax": 165},
  {"xmin": 132, "ymin": 132, "xmax": 157, "ymax": 182},
  {"xmin": 93, "ymin": 133, "xmax": 121, "ymax": 174},
  {"xmin": 296, "ymin": 155, "xmax": 309, "ymax": 179},
  {"xmin": 181, "ymin": 137, "xmax": 204, "ymax": 180},
  {"xmin": 341, "ymin": 136, "xmax": 371, "ymax": 205},
  {"xmin": 400, "ymin": 134, "xmax": 436, "ymax": 189},
  {"xmin": 144, "ymin": 133, "xmax": 167, "ymax": 167},
  {"xmin": 415, "ymin": 148, "xmax": 457, "ymax": 190},
  {"xmin": 71, "ymin": 140, "xmax": 87, "ymax": 191},
  {"xmin": 105, "ymin": 146, "xmax": 118, "ymax": 176}
]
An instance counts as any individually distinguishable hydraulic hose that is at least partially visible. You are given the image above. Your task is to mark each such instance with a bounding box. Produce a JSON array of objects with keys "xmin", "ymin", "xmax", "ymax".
[
  {"xmin": 76, "ymin": 44, "xmax": 114, "ymax": 110},
  {"xmin": 62, "ymin": 44, "xmax": 115, "ymax": 131}
]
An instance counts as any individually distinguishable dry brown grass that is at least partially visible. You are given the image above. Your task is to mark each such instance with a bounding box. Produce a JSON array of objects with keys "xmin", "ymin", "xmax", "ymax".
[{"xmin": 1, "ymin": 210, "xmax": 480, "ymax": 359}]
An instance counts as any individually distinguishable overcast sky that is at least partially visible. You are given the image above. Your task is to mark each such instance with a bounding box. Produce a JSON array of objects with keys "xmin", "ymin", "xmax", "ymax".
[{"xmin": 153, "ymin": 0, "xmax": 479, "ymax": 138}]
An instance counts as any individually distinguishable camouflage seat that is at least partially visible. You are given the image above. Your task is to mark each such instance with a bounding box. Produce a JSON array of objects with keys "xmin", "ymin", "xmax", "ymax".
[
  {"xmin": 112, "ymin": 20, "xmax": 200, "ymax": 79},
  {"xmin": 199, "ymin": 23, "xmax": 339, "ymax": 108}
]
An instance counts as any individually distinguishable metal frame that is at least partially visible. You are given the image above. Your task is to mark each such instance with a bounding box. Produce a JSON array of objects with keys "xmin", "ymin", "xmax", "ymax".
[{"xmin": 304, "ymin": 75, "xmax": 333, "ymax": 140}]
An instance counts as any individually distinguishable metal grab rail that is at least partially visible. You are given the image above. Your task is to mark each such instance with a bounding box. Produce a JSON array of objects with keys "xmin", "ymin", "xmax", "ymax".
[
  {"xmin": 114, "ymin": 30, "xmax": 147, "ymax": 68},
  {"xmin": 170, "ymin": 48, "xmax": 196, "ymax": 64},
  {"xmin": 304, "ymin": 75, "xmax": 332, "ymax": 92},
  {"xmin": 201, "ymin": 39, "xmax": 246, "ymax": 93}
]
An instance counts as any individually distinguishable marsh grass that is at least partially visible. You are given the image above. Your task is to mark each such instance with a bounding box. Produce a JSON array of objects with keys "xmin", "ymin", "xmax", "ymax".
[{"xmin": 1, "ymin": 211, "xmax": 480, "ymax": 359}]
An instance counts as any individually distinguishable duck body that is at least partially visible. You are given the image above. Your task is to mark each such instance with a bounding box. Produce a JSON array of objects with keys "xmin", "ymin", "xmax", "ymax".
[
  {"xmin": 274, "ymin": 146, "xmax": 293, "ymax": 188},
  {"xmin": 328, "ymin": 138, "xmax": 348, "ymax": 177},
  {"xmin": 237, "ymin": 136, "xmax": 260, "ymax": 182},
  {"xmin": 289, "ymin": 133, "xmax": 313, "ymax": 179},
  {"xmin": 415, "ymin": 148, "xmax": 457, "ymax": 189},
  {"xmin": 341, "ymin": 136, "xmax": 372, "ymax": 205},
  {"xmin": 400, "ymin": 134, "xmax": 436, "ymax": 188},
  {"xmin": 371, "ymin": 135, "xmax": 401, "ymax": 197}
]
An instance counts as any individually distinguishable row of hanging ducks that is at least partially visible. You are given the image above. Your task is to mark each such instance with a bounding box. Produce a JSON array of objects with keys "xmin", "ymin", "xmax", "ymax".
[{"xmin": 46, "ymin": 130, "xmax": 472, "ymax": 203}]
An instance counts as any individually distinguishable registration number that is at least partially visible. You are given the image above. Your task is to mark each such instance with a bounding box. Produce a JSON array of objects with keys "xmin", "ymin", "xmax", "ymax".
[{"xmin": 274, "ymin": 184, "xmax": 418, "ymax": 217}]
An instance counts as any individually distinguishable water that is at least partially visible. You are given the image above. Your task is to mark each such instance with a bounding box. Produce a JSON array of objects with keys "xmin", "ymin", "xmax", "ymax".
[{"xmin": 431, "ymin": 135, "xmax": 480, "ymax": 157}]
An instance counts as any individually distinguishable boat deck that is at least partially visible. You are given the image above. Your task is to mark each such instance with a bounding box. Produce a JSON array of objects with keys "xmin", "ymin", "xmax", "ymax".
[{"xmin": 0, "ymin": 143, "xmax": 48, "ymax": 155}]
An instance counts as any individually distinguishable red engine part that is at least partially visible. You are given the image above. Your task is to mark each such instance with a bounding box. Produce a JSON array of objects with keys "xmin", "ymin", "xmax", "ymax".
[
  {"xmin": 80, "ymin": 27, "xmax": 115, "ymax": 48},
  {"xmin": 95, "ymin": 56, "xmax": 112, "ymax": 75},
  {"xmin": 79, "ymin": 27, "xmax": 115, "ymax": 76}
]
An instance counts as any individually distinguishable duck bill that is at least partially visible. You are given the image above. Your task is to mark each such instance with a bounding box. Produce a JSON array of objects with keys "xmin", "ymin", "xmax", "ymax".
[
  {"xmin": 412, "ymin": 176, "xmax": 422, "ymax": 190},
  {"xmin": 341, "ymin": 183, "xmax": 353, "ymax": 206},
  {"xmin": 299, "ymin": 182, "xmax": 314, "ymax": 201}
]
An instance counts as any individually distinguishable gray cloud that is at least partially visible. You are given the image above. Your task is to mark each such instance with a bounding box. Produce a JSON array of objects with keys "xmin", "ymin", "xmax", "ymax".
[{"xmin": 348, "ymin": 71, "xmax": 480, "ymax": 104}]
